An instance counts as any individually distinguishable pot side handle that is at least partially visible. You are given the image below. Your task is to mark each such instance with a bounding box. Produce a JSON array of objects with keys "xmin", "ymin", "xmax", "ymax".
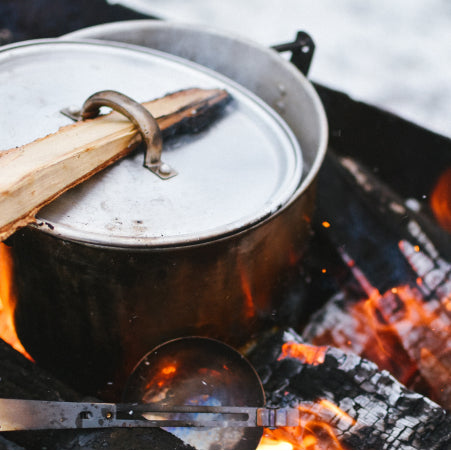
[{"xmin": 272, "ymin": 31, "xmax": 315, "ymax": 77}]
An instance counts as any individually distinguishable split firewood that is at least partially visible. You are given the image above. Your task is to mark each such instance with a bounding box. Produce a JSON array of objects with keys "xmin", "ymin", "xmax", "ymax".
[
  {"xmin": 0, "ymin": 338, "xmax": 193, "ymax": 450},
  {"xmin": 246, "ymin": 328, "xmax": 451, "ymax": 450},
  {"xmin": 0, "ymin": 88, "xmax": 231, "ymax": 242}
]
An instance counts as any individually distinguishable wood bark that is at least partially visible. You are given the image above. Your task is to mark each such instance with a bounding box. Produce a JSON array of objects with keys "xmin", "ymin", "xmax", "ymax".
[
  {"xmin": 0, "ymin": 88, "xmax": 230, "ymax": 241},
  {"xmin": 0, "ymin": 338, "xmax": 192, "ymax": 449},
  {"xmin": 247, "ymin": 328, "xmax": 451, "ymax": 450}
]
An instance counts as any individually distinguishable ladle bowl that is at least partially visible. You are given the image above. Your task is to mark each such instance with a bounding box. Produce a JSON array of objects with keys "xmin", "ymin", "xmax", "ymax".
[{"xmin": 122, "ymin": 337, "xmax": 265, "ymax": 450}]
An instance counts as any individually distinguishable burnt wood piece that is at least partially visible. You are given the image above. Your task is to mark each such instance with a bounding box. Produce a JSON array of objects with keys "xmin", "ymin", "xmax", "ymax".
[
  {"xmin": 0, "ymin": 339, "xmax": 192, "ymax": 450},
  {"xmin": 303, "ymin": 288, "xmax": 451, "ymax": 410},
  {"xmin": 247, "ymin": 329, "xmax": 451, "ymax": 450},
  {"xmin": 313, "ymin": 151, "xmax": 451, "ymax": 292},
  {"xmin": 304, "ymin": 152, "xmax": 451, "ymax": 409}
]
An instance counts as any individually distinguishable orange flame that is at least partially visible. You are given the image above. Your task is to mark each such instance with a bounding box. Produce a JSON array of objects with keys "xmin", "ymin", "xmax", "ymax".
[
  {"xmin": 310, "ymin": 282, "xmax": 451, "ymax": 409},
  {"xmin": 430, "ymin": 167, "xmax": 451, "ymax": 233},
  {"xmin": 0, "ymin": 243, "xmax": 32, "ymax": 360},
  {"xmin": 258, "ymin": 399, "xmax": 355, "ymax": 450},
  {"xmin": 258, "ymin": 343, "xmax": 353, "ymax": 450},
  {"xmin": 352, "ymin": 285, "xmax": 450, "ymax": 402},
  {"xmin": 278, "ymin": 342, "xmax": 327, "ymax": 366}
]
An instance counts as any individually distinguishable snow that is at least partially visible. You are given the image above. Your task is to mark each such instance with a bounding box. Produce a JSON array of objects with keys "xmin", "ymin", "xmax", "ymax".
[{"xmin": 110, "ymin": 0, "xmax": 451, "ymax": 138}]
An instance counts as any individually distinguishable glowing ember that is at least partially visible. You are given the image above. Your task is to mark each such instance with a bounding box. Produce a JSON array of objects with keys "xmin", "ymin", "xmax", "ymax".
[
  {"xmin": 278, "ymin": 342, "xmax": 327, "ymax": 366},
  {"xmin": 308, "ymin": 279, "xmax": 451, "ymax": 409},
  {"xmin": 258, "ymin": 399, "xmax": 354, "ymax": 450},
  {"xmin": 260, "ymin": 344, "xmax": 354, "ymax": 449},
  {"xmin": 318, "ymin": 400, "xmax": 355, "ymax": 426},
  {"xmin": 303, "ymin": 233, "xmax": 451, "ymax": 410},
  {"xmin": 430, "ymin": 167, "xmax": 451, "ymax": 233},
  {"xmin": 351, "ymin": 285, "xmax": 450, "ymax": 406},
  {"xmin": 0, "ymin": 243, "xmax": 32, "ymax": 360}
]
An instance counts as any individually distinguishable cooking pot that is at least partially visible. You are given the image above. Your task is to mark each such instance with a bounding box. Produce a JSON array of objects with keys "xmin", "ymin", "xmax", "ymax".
[{"xmin": 4, "ymin": 21, "xmax": 327, "ymax": 399}]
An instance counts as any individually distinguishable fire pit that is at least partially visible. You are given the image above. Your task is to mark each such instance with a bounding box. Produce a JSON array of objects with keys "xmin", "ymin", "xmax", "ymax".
[{"xmin": 0, "ymin": 2, "xmax": 450, "ymax": 450}]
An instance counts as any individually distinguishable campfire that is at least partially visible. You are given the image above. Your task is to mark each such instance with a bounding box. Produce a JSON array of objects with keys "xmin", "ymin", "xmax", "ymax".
[
  {"xmin": 1, "ymin": 150, "xmax": 451, "ymax": 449},
  {"xmin": 1, "ymin": 3, "xmax": 451, "ymax": 450},
  {"xmin": 0, "ymin": 243, "xmax": 29, "ymax": 359}
]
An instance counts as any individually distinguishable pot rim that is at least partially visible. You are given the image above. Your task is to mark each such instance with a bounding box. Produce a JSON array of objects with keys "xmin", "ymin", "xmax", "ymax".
[
  {"xmin": 21, "ymin": 21, "xmax": 328, "ymax": 249},
  {"xmin": 64, "ymin": 20, "xmax": 329, "ymax": 209}
]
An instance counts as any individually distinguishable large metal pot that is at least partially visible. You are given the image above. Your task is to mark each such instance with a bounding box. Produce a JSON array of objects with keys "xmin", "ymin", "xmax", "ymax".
[{"xmin": 5, "ymin": 21, "xmax": 327, "ymax": 399}]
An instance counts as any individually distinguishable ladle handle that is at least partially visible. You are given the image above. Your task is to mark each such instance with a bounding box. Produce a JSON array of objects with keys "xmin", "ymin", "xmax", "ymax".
[{"xmin": 0, "ymin": 399, "xmax": 300, "ymax": 430}]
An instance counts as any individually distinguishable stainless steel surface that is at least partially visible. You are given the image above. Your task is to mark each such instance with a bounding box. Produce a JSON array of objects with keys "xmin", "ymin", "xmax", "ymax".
[
  {"xmin": 0, "ymin": 399, "xmax": 116, "ymax": 431},
  {"xmin": 65, "ymin": 20, "xmax": 328, "ymax": 196},
  {"xmin": 0, "ymin": 39, "xmax": 302, "ymax": 247},
  {"xmin": 79, "ymin": 90, "xmax": 175, "ymax": 180},
  {"xmin": 0, "ymin": 399, "xmax": 300, "ymax": 431},
  {"xmin": 123, "ymin": 336, "xmax": 266, "ymax": 450},
  {"xmin": 8, "ymin": 25, "xmax": 327, "ymax": 401}
]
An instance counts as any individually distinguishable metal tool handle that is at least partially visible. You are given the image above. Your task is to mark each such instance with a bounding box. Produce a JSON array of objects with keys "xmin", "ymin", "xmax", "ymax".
[{"xmin": 0, "ymin": 399, "xmax": 300, "ymax": 431}]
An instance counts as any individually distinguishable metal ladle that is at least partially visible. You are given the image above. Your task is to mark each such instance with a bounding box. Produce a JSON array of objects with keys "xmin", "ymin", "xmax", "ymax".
[
  {"xmin": 122, "ymin": 336, "xmax": 266, "ymax": 450},
  {"xmin": 0, "ymin": 338, "xmax": 300, "ymax": 449}
]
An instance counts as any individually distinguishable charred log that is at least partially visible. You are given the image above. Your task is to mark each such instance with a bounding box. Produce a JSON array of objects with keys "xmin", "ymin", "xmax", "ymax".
[
  {"xmin": 247, "ymin": 329, "xmax": 451, "ymax": 450},
  {"xmin": 302, "ymin": 152, "xmax": 451, "ymax": 409},
  {"xmin": 0, "ymin": 339, "xmax": 192, "ymax": 450}
]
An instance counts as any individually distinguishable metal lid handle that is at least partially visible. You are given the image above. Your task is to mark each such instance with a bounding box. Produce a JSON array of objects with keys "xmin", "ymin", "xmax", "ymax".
[{"xmin": 81, "ymin": 90, "xmax": 176, "ymax": 179}]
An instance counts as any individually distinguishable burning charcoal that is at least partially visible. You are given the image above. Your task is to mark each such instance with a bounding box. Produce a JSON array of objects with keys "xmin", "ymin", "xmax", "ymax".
[
  {"xmin": 303, "ymin": 152, "xmax": 451, "ymax": 410},
  {"xmin": 0, "ymin": 338, "xmax": 192, "ymax": 450},
  {"xmin": 247, "ymin": 328, "xmax": 451, "ymax": 450}
]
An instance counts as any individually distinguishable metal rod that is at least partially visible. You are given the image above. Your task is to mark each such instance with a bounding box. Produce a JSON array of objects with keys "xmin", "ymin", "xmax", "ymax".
[{"xmin": 0, "ymin": 399, "xmax": 300, "ymax": 431}]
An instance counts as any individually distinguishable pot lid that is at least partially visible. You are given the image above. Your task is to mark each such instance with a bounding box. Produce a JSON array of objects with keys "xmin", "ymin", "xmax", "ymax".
[{"xmin": 0, "ymin": 39, "xmax": 303, "ymax": 247}]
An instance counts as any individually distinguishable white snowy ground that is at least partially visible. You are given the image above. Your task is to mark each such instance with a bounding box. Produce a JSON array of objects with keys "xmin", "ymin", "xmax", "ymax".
[{"xmin": 111, "ymin": 0, "xmax": 451, "ymax": 138}]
